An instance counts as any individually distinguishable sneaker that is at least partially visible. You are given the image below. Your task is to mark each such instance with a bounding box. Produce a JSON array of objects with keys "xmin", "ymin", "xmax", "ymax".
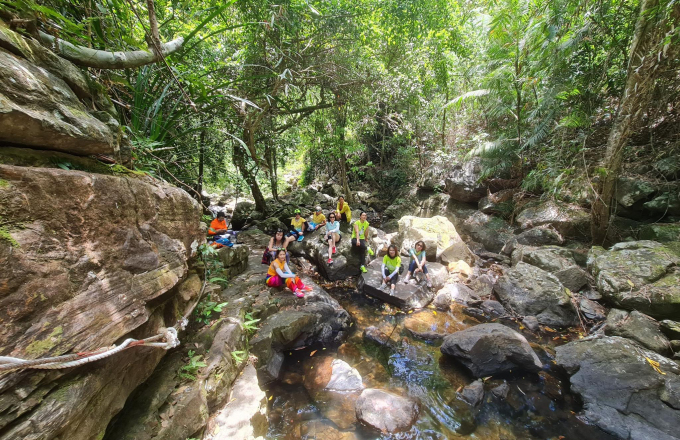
[
  {"xmin": 403, "ymin": 276, "xmax": 410, "ymax": 284},
  {"xmin": 427, "ymin": 281, "xmax": 433, "ymax": 288},
  {"xmin": 295, "ymin": 291, "xmax": 305, "ymax": 298},
  {"xmin": 327, "ymin": 258, "xmax": 334, "ymax": 265},
  {"xmin": 297, "ymin": 235, "xmax": 304, "ymax": 242},
  {"xmin": 367, "ymin": 247, "xmax": 374, "ymax": 256},
  {"xmin": 332, "ymin": 246, "xmax": 336, "ymax": 254},
  {"xmin": 302, "ymin": 285, "xmax": 313, "ymax": 292},
  {"xmin": 360, "ymin": 265, "xmax": 367, "ymax": 273}
]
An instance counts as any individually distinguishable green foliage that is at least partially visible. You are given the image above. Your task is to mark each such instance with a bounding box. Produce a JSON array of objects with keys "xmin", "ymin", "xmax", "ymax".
[
  {"xmin": 194, "ymin": 300, "xmax": 227, "ymax": 325},
  {"xmin": 178, "ymin": 350, "xmax": 207, "ymax": 381},
  {"xmin": 230, "ymin": 350, "xmax": 246, "ymax": 364},
  {"xmin": 243, "ymin": 312, "xmax": 260, "ymax": 334}
]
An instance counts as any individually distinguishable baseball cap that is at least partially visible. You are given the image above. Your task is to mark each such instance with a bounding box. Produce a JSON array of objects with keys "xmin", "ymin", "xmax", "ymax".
[{"xmin": 294, "ymin": 209, "xmax": 301, "ymax": 214}]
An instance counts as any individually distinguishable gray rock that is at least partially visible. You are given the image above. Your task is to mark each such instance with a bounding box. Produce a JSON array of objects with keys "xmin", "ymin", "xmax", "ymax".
[
  {"xmin": 671, "ymin": 340, "xmax": 680, "ymax": 353},
  {"xmin": 444, "ymin": 158, "xmax": 488, "ymax": 203},
  {"xmin": 440, "ymin": 323, "xmax": 543, "ymax": 377},
  {"xmin": 460, "ymin": 379, "xmax": 485, "ymax": 406},
  {"xmin": 653, "ymin": 156, "xmax": 680, "ymax": 180},
  {"xmin": 501, "ymin": 226, "xmax": 564, "ymax": 255},
  {"xmin": 458, "ymin": 211, "xmax": 514, "ymax": 253},
  {"xmin": 511, "ymin": 245, "xmax": 589, "ymax": 291},
  {"xmin": 556, "ymin": 336, "xmax": 680, "ymax": 440},
  {"xmin": 605, "ymin": 309, "xmax": 672, "ymax": 355},
  {"xmin": 0, "ymin": 40, "xmax": 118, "ymax": 156},
  {"xmin": 217, "ymin": 245, "xmax": 249, "ymax": 278},
  {"xmin": 640, "ymin": 223, "xmax": 680, "ymax": 243},
  {"xmin": 579, "ymin": 298, "xmax": 606, "ymax": 321},
  {"xmin": 480, "ymin": 300, "xmax": 507, "ymax": 317},
  {"xmin": 515, "ymin": 200, "xmax": 591, "ymax": 239},
  {"xmin": 355, "ymin": 389, "xmax": 419, "ymax": 433},
  {"xmin": 493, "ymin": 262, "xmax": 578, "ymax": 327},
  {"xmin": 522, "ymin": 316, "xmax": 540, "ymax": 331},
  {"xmin": 588, "ymin": 240, "xmax": 680, "ymax": 319},
  {"xmin": 392, "ymin": 215, "xmax": 474, "ymax": 264},
  {"xmin": 363, "ymin": 326, "xmax": 392, "ymax": 347},
  {"xmin": 644, "ymin": 190, "xmax": 680, "ymax": 217},
  {"xmin": 615, "ymin": 177, "xmax": 657, "ymax": 208},
  {"xmin": 434, "ymin": 283, "xmax": 480, "ymax": 309},
  {"xmin": 231, "ymin": 201, "xmax": 255, "ymax": 229},
  {"xmin": 660, "ymin": 320, "xmax": 680, "ymax": 340},
  {"xmin": 490, "ymin": 381, "xmax": 509, "ymax": 399}
]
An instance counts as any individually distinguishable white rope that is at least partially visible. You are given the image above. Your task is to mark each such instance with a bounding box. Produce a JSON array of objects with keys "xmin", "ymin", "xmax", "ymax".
[{"xmin": 0, "ymin": 327, "xmax": 181, "ymax": 372}]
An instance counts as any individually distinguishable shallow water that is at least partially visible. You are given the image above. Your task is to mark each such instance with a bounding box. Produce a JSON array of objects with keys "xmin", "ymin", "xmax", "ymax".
[{"xmin": 265, "ymin": 286, "xmax": 616, "ymax": 440}]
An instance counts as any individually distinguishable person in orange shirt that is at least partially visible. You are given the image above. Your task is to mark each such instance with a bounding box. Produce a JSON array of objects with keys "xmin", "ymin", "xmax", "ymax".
[
  {"xmin": 209, "ymin": 212, "xmax": 238, "ymax": 241},
  {"xmin": 266, "ymin": 249, "xmax": 311, "ymax": 297}
]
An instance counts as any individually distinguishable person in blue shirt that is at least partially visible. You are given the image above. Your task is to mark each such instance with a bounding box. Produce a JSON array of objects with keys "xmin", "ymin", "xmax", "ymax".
[
  {"xmin": 324, "ymin": 212, "xmax": 341, "ymax": 265},
  {"xmin": 404, "ymin": 240, "xmax": 432, "ymax": 288}
]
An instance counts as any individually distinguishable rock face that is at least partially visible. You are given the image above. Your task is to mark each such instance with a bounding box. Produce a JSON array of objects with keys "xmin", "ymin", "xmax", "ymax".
[
  {"xmin": 640, "ymin": 223, "xmax": 680, "ymax": 242},
  {"xmin": 605, "ymin": 309, "xmax": 671, "ymax": 355},
  {"xmin": 217, "ymin": 245, "xmax": 249, "ymax": 278},
  {"xmin": 458, "ymin": 211, "xmax": 514, "ymax": 253},
  {"xmin": 440, "ymin": 323, "xmax": 543, "ymax": 377},
  {"xmin": 355, "ymin": 389, "xmax": 419, "ymax": 433},
  {"xmin": 493, "ymin": 262, "xmax": 578, "ymax": 326},
  {"xmin": 556, "ymin": 336, "xmax": 680, "ymax": 440},
  {"xmin": 588, "ymin": 241, "xmax": 680, "ymax": 319},
  {"xmin": 358, "ymin": 259, "xmax": 447, "ymax": 310},
  {"xmin": 0, "ymin": 165, "xmax": 202, "ymax": 439},
  {"xmin": 515, "ymin": 200, "xmax": 590, "ymax": 239},
  {"xmin": 444, "ymin": 158, "xmax": 487, "ymax": 202},
  {"xmin": 393, "ymin": 215, "xmax": 474, "ymax": 264},
  {"xmin": 511, "ymin": 245, "xmax": 589, "ymax": 291},
  {"xmin": 404, "ymin": 308, "xmax": 469, "ymax": 340},
  {"xmin": 0, "ymin": 41, "xmax": 119, "ymax": 156},
  {"xmin": 500, "ymin": 226, "xmax": 564, "ymax": 255}
]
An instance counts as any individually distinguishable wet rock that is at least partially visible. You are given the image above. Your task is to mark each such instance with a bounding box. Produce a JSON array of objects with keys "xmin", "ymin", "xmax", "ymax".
[
  {"xmin": 522, "ymin": 316, "xmax": 540, "ymax": 331},
  {"xmin": 493, "ymin": 262, "xmax": 578, "ymax": 327},
  {"xmin": 363, "ymin": 326, "xmax": 393, "ymax": 347},
  {"xmin": 0, "ymin": 45, "xmax": 117, "ymax": 155},
  {"xmin": 640, "ymin": 223, "xmax": 680, "ymax": 242},
  {"xmin": 460, "ymin": 379, "xmax": 485, "ymax": 406},
  {"xmin": 300, "ymin": 420, "xmax": 358, "ymax": 440},
  {"xmin": 355, "ymin": 389, "xmax": 419, "ymax": 433},
  {"xmin": 404, "ymin": 308, "xmax": 468, "ymax": 340},
  {"xmin": 660, "ymin": 320, "xmax": 680, "ymax": 340},
  {"xmin": 433, "ymin": 283, "xmax": 480, "ymax": 309},
  {"xmin": 605, "ymin": 309, "xmax": 671, "ymax": 355},
  {"xmin": 511, "ymin": 245, "xmax": 589, "ymax": 291},
  {"xmin": 444, "ymin": 158, "xmax": 488, "ymax": 203},
  {"xmin": 440, "ymin": 323, "xmax": 543, "ymax": 377},
  {"xmin": 358, "ymin": 259, "xmax": 445, "ymax": 310},
  {"xmin": 480, "ymin": 300, "xmax": 507, "ymax": 317},
  {"xmin": 490, "ymin": 381, "xmax": 509, "ymax": 399},
  {"xmin": 556, "ymin": 336, "xmax": 680, "ymax": 440},
  {"xmin": 588, "ymin": 240, "xmax": 680, "ymax": 319},
  {"xmin": 204, "ymin": 362, "xmax": 267, "ymax": 440},
  {"xmin": 515, "ymin": 200, "xmax": 590, "ymax": 239},
  {"xmin": 579, "ymin": 298, "xmax": 607, "ymax": 321},
  {"xmin": 393, "ymin": 215, "xmax": 474, "ymax": 264},
  {"xmin": 501, "ymin": 226, "xmax": 564, "ymax": 255}
]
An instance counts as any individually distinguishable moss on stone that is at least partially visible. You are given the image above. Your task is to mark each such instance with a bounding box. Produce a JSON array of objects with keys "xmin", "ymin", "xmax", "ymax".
[
  {"xmin": 25, "ymin": 326, "xmax": 63, "ymax": 357},
  {"xmin": 0, "ymin": 178, "xmax": 9, "ymax": 188}
]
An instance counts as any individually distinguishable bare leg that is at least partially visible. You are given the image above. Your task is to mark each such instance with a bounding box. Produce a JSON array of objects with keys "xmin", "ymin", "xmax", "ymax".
[{"xmin": 327, "ymin": 236, "xmax": 333, "ymax": 259}]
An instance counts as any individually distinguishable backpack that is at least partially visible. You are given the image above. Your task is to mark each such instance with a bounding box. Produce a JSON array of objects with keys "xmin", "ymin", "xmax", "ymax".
[{"xmin": 261, "ymin": 247, "xmax": 272, "ymax": 265}]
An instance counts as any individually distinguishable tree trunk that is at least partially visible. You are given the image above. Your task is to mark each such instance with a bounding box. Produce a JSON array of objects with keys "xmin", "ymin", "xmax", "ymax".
[
  {"xmin": 591, "ymin": 0, "xmax": 679, "ymax": 244},
  {"xmin": 197, "ymin": 129, "xmax": 205, "ymax": 198},
  {"xmin": 232, "ymin": 142, "xmax": 266, "ymax": 213},
  {"xmin": 146, "ymin": 0, "xmax": 163, "ymax": 58}
]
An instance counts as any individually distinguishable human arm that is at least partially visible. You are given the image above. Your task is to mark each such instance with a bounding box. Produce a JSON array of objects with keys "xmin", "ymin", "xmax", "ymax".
[
  {"xmin": 381, "ymin": 263, "xmax": 390, "ymax": 282},
  {"xmin": 276, "ymin": 263, "xmax": 296, "ymax": 278},
  {"xmin": 354, "ymin": 222, "xmax": 361, "ymax": 245}
]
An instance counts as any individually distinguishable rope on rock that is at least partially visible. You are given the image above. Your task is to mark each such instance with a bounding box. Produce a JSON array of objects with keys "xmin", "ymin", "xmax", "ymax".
[{"xmin": 0, "ymin": 327, "xmax": 180, "ymax": 372}]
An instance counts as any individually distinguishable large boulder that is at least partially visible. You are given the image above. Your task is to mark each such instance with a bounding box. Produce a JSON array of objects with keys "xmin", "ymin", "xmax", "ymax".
[
  {"xmin": 588, "ymin": 241, "xmax": 680, "ymax": 319},
  {"xmin": 515, "ymin": 200, "xmax": 590, "ymax": 239},
  {"xmin": 440, "ymin": 323, "xmax": 542, "ymax": 377},
  {"xmin": 444, "ymin": 158, "xmax": 487, "ymax": 203},
  {"xmin": 511, "ymin": 245, "xmax": 589, "ymax": 291},
  {"xmin": 493, "ymin": 262, "xmax": 578, "ymax": 326},
  {"xmin": 403, "ymin": 307, "xmax": 469, "ymax": 340},
  {"xmin": 393, "ymin": 215, "xmax": 474, "ymax": 264},
  {"xmin": 501, "ymin": 225, "xmax": 564, "ymax": 255},
  {"xmin": 615, "ymin": 177, "xmax": 657, "ymax": 210},
  {"xmin": 355, "ymin": 389, "xmax": 419, "ymax": 433},
  {"xmin": 640, "ymin": 223, "xmax": 680, "ymax": 242},
  {"xmin": 231, "ymin": 201, "xmax": 255, "ymax": 230},
  {"xmin": 0, "ymin": 164, "xmax": 203, "ymax": 439},
  {"xmin": 556, "ymin": 336, "xmax": 680, "ymax": 440},
  {"xmin": 0, "ymin": 46, "xmax": 118, "ymax": 156},
  {"xmin": 605, "ymin": 309, "xmax": 672, "ymax": 355},
  {"xmin": 644, "ymin": 189, "xmax": 680, "ymax": 217},
  {"xmin": 457, "ymin": 211, "xmax": 514, "ymax": 253},
  {"xmin": 358, "ymin": 259, "xmax": 448, "ymax": 310},
  {"xmin": 217, "ymin": 245, "xmax": 249, "ymax": 278}
]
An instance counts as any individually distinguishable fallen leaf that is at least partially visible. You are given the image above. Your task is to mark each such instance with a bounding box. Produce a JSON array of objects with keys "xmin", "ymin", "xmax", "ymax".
[
  {"xmin": 627, "ymin": 279, "xmax": 635, "ymax": 288},
  {"xmin": 646, "ymin": 357, "xmax": 666, "ymax": 375},
  {"xmin": 544, "ymin": 326, "xmax": 556, "ymax": 332},
  {"xmin": 269, "ymin": 395, "xmax": 273, "ymax": 401},
  {"xmin": 432, "ymin": 311, "xmax": 437, "ymax": 316},
  {"xmin": 310, "ymin": 350, "xmax": 317, "ymax": 357}
]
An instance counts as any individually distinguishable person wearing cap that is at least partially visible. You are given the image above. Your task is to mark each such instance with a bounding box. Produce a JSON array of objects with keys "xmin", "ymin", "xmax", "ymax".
[
  {"xmin": 307, "ymin": 206, "xmax": 327, "ymax": 231},
  {"xmin": 286, "ymin": 209, "xmax": 307, "ymax": 242}
]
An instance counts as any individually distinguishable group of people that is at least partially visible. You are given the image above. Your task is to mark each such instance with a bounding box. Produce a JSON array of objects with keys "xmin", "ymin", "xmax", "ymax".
[{"xmin": 263, "ymin": 196, "xmax": 432, "ymax": 297}]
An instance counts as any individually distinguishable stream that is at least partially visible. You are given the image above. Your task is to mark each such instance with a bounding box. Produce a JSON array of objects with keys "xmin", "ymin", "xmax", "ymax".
[{"xmin": 264, "ymin": 275, "xmax": 617, "ymax": 439}]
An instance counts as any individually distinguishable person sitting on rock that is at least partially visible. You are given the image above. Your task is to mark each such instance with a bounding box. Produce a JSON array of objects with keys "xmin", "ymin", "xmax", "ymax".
[
  {"xmin": 208, "ymin": 211, "xmax": 237, "ymax": 245},
  {"xmin": 266, "ymin": 249, "xmax": 311, "ymax": 298},
  {"xmin": 324, "ymin": 212, "xmax": 341, "ymax": 265},
  {"xmin": 267, "ymin": 229, "xmax": 293, "ymax": 263},
  {"xmin": 352, "ymin": 211, "xmax": 373, "ymax": 273},
  {"xmin": 382, "ymin": 245, "xmax": 402, "ymax": 293},
  {"xmin": 336, "ymin": 196, "xmax": 352, "ymax": 223},
  {"xmin": 286, "ymin": 209, "xmax": 307, "ymax": 242},
  {"xmin": 307, "ymin": 206, "xmax": 327, "ymax": 231},
  {"xmin": 404, "ymin": 240, "xmax": 432, "ymax": 288}
]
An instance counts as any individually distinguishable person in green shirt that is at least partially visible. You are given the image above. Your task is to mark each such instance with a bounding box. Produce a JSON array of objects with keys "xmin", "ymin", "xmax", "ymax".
[
  {"xmin": 381, "ymin": 245, "xmax": 402, "ymax": 293},
  {"xmin": 404, "ymin": 240, "xmax": 432, "ymax": 288},
  {"xmin": 352, "ymin": 211, "xmax": 371, "ymax": 273}
]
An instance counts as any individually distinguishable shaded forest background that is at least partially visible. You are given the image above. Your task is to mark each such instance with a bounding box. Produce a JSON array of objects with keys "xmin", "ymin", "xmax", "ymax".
[{"xmin": 3, "ymin": 0, "xmax": 679, "ymax": 241}]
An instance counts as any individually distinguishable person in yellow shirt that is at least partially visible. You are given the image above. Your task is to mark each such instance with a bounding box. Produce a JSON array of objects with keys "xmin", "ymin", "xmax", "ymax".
[
  {"xmin": 266, "ymin": 249, "xmax": 311, "ymax": 297},
  {"xmin": 307, "ymin": 206, "xmax": 327, "ymax": 231},
  {"xmin": 352, "ymin": 211, "xmax": 370, "ymax": 273},
  {"xmin": 336, "ymin": 196, "xmax": 352, "ymax": 223},
  {"xmin": 286, "ymin": 209, "xmax": 307, "ymax": 242},
  {"xmin": 381, "ymin": 245, "xmax": 402, "ymax": 293}
]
